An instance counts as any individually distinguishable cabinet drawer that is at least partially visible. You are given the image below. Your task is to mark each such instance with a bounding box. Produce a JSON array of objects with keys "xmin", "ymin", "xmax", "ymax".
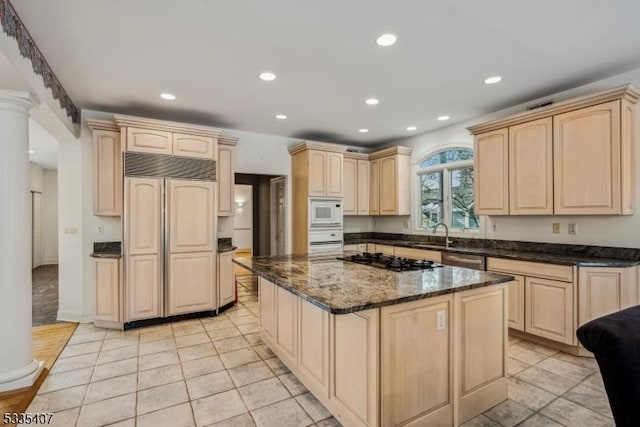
[
  {"xmin": 393, "ymin": 247, "xmax": 441, "ymax": 263},
  {"xmin": 487, "ymin": 258, "xmax": 573, "ymax": 282}
]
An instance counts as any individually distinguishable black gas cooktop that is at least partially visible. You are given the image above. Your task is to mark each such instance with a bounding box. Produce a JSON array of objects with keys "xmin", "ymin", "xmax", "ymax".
[{"xmin": 337, "ymin": 252, "xmax": 445, "ymax": 272}]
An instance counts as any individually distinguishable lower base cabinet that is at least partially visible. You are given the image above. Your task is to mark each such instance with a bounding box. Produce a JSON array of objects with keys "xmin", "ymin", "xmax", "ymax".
[
  {"xmin": 258, "ymin": 277, "xmax": 509, "ymax": 427},
  {"xmin": 525, "ymin": 276, "xmax": 574, "ymax": 345},
  {"xmin": 94, "ymin": 258, "xmax": 122, "ymax": 327},
  {"xmin": 218, "ymin": 251, "xmax": 236, "ymax": 307}
]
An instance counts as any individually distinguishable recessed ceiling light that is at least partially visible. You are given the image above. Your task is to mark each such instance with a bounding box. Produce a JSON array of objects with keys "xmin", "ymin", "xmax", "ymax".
[
  {"xmin": 275, "ymin": 114, "xmax": 288, "ymax": 120},
  {"xmin": 358, "ymin": 128, "xmax": 369, "ymax": 133},
  {"xmin": 376, "ymin": 33, "xmax": 397, "ymax": 47},
  {"xmin": 483, "ymin": 76, "xmax": 502, "ymax": 85},
  {"xmin": 259, "ymin": 71, "xmax": 276, "ymax": 81},
  {"xmin": 406, "ymin": 126, "xmax": 417, "ymax": 131},
  {"xmin": 28, "ymin": 149, "xmax": 34, "ymax": 154},
  {"xmin": 437, "ymin": 115, "xmax": 450, "ymax": 121},
  {"xmin": 160, "ymin": 93, "xmax": 176, "ymax": 100},
  {"xmin": 365, "ymin": 98, "xmax": 379, "ymax": 105}
]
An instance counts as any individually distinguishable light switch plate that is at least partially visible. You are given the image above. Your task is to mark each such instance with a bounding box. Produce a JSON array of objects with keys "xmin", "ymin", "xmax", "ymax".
[
  {"xmin": 568, "ymin": 223, "xmax": 577, "ymax": 235},
  {"xmin": 437, "ymin": 310, "xmax": 446, "ymax": 331},
  {"xmin": 552, "ymin": 223, "xmax": 560, "ymax": 234}
]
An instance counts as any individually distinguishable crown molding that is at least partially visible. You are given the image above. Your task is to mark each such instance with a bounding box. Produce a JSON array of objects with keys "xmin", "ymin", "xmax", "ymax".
[
  {"xmin": 113, "ymin": 114, "xmax": 223, "ymax": 138},
  {"xmin": 0, "ymin": 1, "xmax": 80, "ymax": 123},
  {"xmin": 467, "ymin": 84, "xmax": 640, "ymax": 135},
  {"xmin": 86, "ymin": 118, "xmax": 119, "ymax": 132},
  {"xmin": 369, "ymin": 145, "xmax": 412, "ymax": 160},
  {"xmin": 218, "ymin": 135, "xmax": 239, "ymax": 146},
  {"xmin": 343, "ymin": 151, "xmax": 370, "ymax": 160},
  {"xmin": 288, "ymin": 141, "xmax": 349, "ymax": 155}
]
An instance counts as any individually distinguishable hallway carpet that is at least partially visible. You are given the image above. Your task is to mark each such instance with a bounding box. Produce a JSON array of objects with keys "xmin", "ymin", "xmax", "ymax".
[{"xmin": 32, "ymin": 264, "xmax": 59, "ymax": 326}]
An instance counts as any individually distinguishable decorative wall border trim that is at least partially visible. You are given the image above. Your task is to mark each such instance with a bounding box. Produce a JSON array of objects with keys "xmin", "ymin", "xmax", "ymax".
[{"xmin": 0, "ymin": 0, "xmax": 79, "ymax": 123}]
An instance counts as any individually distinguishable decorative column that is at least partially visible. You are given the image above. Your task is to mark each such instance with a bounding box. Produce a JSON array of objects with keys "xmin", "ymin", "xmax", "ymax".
[{"xmin": 0, "ymin": 89, "xmax": 43, "ymax": 392}]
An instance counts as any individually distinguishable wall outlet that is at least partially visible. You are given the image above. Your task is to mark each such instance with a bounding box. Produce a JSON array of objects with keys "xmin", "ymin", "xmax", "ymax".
[
  {"xmin": 437, "ymin": 310, "xmax": 446, "ymax": 331},
  {"xmin": 403, "ymin": 219, "xmax": 410, "ymax": 228},
  {"xmin": 64, "ymin": 227, "xmax": 77, "ymax": 235},
  {"xmin": 97, "ymin": 225, "xmax": 104, "ymax": 235},
  {"xmin": 491, "ymin": 222, "xmax": 497, "ymax": 232},
  {"xmin": 568, "ymin": 223, "xmax": 577, "ymax": 235},
  {"xmin": 552, "ymin": 223, "xmax": 560, "ymax": 234}
]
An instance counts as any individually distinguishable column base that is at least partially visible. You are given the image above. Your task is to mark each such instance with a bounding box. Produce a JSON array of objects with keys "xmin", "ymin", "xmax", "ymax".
[{"xmin": 0, "ymin": 360, "xmax": 44, "ymax": 393}]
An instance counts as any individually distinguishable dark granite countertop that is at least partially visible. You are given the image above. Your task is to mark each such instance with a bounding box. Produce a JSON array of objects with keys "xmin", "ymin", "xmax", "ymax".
[
  {"xmin": 345, "ymin": 238, "xmax": 640, "ymax": 268},
  {"xmin": 233, "ymin": 253, "xmax": 514, "ymax": 314},
  {"xmin": 91, "ymin": 241, "xmax": 122, "ymax": 259}
]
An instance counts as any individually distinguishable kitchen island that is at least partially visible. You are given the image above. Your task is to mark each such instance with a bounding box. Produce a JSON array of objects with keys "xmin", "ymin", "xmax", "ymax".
[{"xmin": 234, "ymin": 254, "xmax": 515, "ymax": 427}]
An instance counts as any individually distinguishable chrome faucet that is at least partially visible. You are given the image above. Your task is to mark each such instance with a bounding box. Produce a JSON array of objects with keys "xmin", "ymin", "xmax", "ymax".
[{"xmin": 432, "ymin": 222, "xmax": 453, "ymax": 248}]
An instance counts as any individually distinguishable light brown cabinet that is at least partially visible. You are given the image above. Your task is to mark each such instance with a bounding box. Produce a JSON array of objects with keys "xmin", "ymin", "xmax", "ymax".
[
  {"xmin": 509, "ymin": 118, "xmax": 553, "ymax": 215},
  {"xmin": 276, "ymin": 287, "xmax": 299, "ymax": 368},
  {"xmin": 554, "ymin": 101, "xmax": 624, "ymax": 214},
  {"xmin": 94, "ymin": 258, "xmax": 121, "ymax": 325},
  {"xmin": 297, "ymin": 298, "xmax": 330, "ymax": 397},
  {"xmin": 125, "ymin": 177, "xmax": 162, "ymax": 321},
  {"xmin": 259, "ymin": 278, "xmax": 277, "ymax": 340},
  {"xmin": 469, "ymin": 85, "xmax": 639, "ymax": 216},
  {"xmin": 369, "ymin": 147, "xmax": 412, "ymax": 216},
  {"xmin": 474, "ymin": 129, "xmax": 509, "ymax": 215},
  {"xmin": 506, "ymin": 275, "xmax": 525, "ymax": 332},
  {"xmin": 115, "ymin": 115, "xmax": 221, "ymax": 160},
  {"xmin": 290, "ymin": 143, "xmax": 348, "ymax": 253},
  {"xmin": 343, "ymin": 154, "xmax": 370, "ymax": 216},
  {"xmin": 578, "ymin": 266, "xmax": 639, "ymax": 326},
  {"xmin": 525, "ymin": 276, "xmax": 575, "ymax": 345},
  {"xmin": 217, "ymin": 136, "xmax": 238, "ymax": 216},
  {"xmin": 87, "ymin": 120, "xmax": 122, "ymax": 217},
  {"xmin": 218, "ymin": 251, "xmax": 236, "ymax": 307}
]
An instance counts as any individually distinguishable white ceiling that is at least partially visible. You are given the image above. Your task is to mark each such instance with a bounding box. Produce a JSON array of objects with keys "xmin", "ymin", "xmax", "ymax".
[{"xmin": 11, "ymin": 0, "xmax": 640, "ymax": 146}]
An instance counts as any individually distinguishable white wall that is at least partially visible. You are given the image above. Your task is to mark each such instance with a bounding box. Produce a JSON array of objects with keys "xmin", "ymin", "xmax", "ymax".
[
  {"xmin": 29, "ymin": 162, "xmax": 43, "ymax": 192},
  {"xmin": 367, "ymin": 67, "xmax": 640, "ymax": 248},
  {"xmin": 42, "ymin": 170, "xmax": 58, "ymax": 264}
]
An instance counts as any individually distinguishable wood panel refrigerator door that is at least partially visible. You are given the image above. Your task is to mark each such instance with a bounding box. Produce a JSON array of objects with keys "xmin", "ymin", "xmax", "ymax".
[
  {"xmin": 167, "ymin": 179, "xmax": 216, "ymax": 315},
  {"xmin": 474, "ymin": 129, "xmax": 509, "ymax": 215},
  {"xmin": 369, "ymin": 159, "xmax": 380, "ymax": 215},
  {"xmin": 125, "ymin": 177, "xmax": 162, "ymax": 321},
  {"xmin": 380, "ymin": 156, "xmax": 398, "ymax": 215},
  {"xmin": 554, "ymin": 101, "xmax": 621, "ymax": 214},
  {"xmin": 342, "ymin": 158, "xmax": 357, "ymax": 215},
  {"xmin": 357, "ymin": 160, "xmax": 370, "ymax": 215},
  {"xmin": 508, "ymin": 118, "xmax": 553, "ymax": 215}
]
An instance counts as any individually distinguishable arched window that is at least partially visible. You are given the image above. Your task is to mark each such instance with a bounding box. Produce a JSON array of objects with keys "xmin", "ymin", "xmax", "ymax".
[{"xmin": 417, "ymin": 148, "xmax": 479, "ymax": 230}]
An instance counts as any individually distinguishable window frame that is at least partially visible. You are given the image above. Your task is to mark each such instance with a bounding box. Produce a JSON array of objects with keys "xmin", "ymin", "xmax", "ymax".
[{"xmin": 413, "ymin": 146, "xmax": 483, "ymax": 236}]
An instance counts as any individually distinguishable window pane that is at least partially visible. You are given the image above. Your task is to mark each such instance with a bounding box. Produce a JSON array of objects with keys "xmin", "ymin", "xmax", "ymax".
[
  {"xmin": 419, "ymin": 148, "xmax": 473, "ymax": 169},
  {"xmin": 420, "ymin": 172, "xmax": 443, "ymax": 228},
  {"xmin": 450, "ymin": 167, "xmax": 479, "ymax": 229}
]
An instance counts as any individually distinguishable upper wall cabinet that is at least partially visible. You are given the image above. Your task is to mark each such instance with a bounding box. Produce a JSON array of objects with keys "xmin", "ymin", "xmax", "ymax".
[
  {"xmin": 115, "ymin": 115, "xmax": 222, "ymax": 160},
  {"xmin": 370, "ymin": 146, "xmax": 412, "ymax": 216},
  {"xmin": 218, "ymin": 136, "xmax": 238, "ymax": 217},
  {"xmin": 474, "ymin": 129, "xmax": 509, "ymax": 215},
  {"xmin": 290, "ymin": 143, "xmax": 345, "ymax": 199},
  {"xmin": 343, "ymin": 152, "xmax": 370, "ymax": 216},
  {"xmin": 469, "ymin": 85, "xmax": 640, "ymax": 216},
  {"xmin": 88, "ymin": 119, "xmax": 122, "ymax": 216}
]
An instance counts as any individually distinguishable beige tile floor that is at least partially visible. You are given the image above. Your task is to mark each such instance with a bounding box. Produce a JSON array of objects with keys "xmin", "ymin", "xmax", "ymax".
[{"xmin": 25, "ymin": 277, "xmax": 613, "ymax": 427}]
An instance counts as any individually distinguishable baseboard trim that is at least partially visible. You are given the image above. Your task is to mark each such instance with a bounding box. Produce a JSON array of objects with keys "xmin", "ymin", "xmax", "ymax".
[
  {"xmin": 42, "ymin": 259, "xmax": 58, "ymax": 265},
  {"xmin": 57, "ymin": 310, "xmax": 94, "ymax": 323}
]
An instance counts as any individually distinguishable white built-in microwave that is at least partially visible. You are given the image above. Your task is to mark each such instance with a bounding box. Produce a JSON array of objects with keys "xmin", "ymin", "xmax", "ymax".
[{"xmin": 309, "ymin": 198, "xmax": 343, "ymax": 228}]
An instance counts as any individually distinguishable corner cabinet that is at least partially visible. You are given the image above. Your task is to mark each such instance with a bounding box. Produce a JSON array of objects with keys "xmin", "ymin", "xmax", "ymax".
[
  {"xmin": 469, "ymin": 85, "xmax": 639, "ymax": 216},
  {"xmin": 218, "ymin": 136, "xmax": 238, "ymax": 216},
  {"xmin": 369, "ymin": 146, "xmax": 412, "ymax": 216},
  {"xmin": 88, "ymin": 120, "xmax": 122, "ymax": 216}
]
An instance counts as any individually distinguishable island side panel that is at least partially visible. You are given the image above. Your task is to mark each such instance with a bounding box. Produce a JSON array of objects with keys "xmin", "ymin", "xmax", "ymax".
[
  {"xmin": 454, "ymin": 282, "xmax": 509, "ymax": 425},
  {"xmin": 380, "ymin": 294, "xmax": 454, "ymax": 427}
]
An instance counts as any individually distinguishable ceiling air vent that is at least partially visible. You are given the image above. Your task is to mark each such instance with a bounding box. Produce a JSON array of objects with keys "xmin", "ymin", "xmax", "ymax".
[{"xmin": 527, "ymin": 100, "xmax": 554, "ymax": 111}]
